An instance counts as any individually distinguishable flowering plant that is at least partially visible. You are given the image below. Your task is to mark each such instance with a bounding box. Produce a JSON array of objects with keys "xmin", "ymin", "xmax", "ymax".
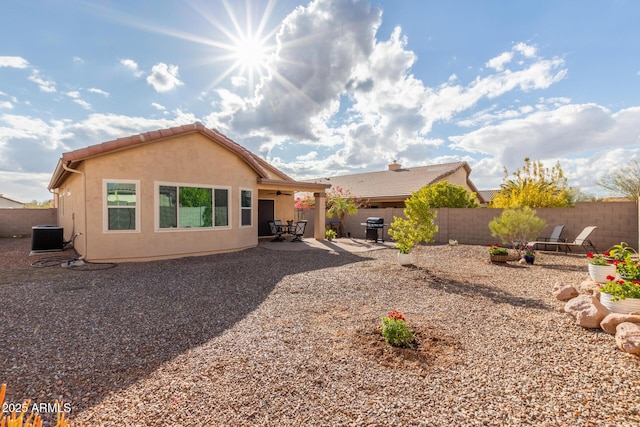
[
  {"xmin": 617, "ymin": 259, "xmax": 640, "ymax": 280},
  {"xmin": 523, "ymin": 244, "xmax": 535, "ymax": 256},
  {"xmin": 586, "ymin": 252, "xmax": 614, "ymax": 266},
  {"xmin": 601, "ymin": 275, "xmax": 640, "ymax": 301},
  {"xmin": 381, "ymin": 310, "xmax": 415, "ymax": 348},
  {"xmin": 488, "ymin": 243, "xmax": 508, "ymax": 256},
  {"xmin": 607, "ymin": 242, "xmax": 637, "ymax": 261}
]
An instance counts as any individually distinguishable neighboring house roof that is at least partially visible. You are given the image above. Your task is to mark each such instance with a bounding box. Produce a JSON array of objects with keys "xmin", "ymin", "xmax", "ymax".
[
  {"xmin": 478, "ymin": 189, "xmax": 499, "ymax": 204},
  {"xmin": 48, "ymin": 122, "xmax": 328, "ymax": 192},
  {"xmin": 308, "ymin": 161, "xmax": 484, "ymax": 203},
  {"xmin": 0, "ymin": 194, "xmax": 24, "ymax": 208}
]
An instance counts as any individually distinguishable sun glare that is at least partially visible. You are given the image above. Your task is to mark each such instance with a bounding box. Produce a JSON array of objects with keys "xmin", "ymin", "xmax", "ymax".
[{"xmin": 234, "ymin": 36, "xmax": 270, "ymax": 71}]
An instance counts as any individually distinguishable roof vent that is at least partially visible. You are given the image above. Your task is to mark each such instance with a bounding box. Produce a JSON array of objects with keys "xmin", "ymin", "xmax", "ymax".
[{"xmin": 388, "ymin": 160, "xmax": 402, "ymax": 171}]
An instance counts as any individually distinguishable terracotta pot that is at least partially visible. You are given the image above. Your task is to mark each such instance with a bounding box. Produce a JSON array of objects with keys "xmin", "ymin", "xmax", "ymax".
[{"xmin": 490, "ymin": 254, "xmax": 509, "ymax": 263}]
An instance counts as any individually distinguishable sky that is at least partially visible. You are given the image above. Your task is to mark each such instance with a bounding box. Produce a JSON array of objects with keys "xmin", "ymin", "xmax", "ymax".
[{"xmin": 1, "ymin": 0, "xmax": 639, "ymax": 203}]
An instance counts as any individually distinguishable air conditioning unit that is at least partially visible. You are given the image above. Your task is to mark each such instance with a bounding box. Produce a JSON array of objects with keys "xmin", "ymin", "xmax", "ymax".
[{"xmin": 31, "ymin": 225, "xmax": 64, "ymax": 251}]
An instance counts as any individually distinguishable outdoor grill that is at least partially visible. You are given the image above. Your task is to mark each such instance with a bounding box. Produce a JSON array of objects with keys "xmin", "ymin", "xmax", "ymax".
[{"xmin": 362, "ymin": 217, "xmax": 386, "ymax": 243}]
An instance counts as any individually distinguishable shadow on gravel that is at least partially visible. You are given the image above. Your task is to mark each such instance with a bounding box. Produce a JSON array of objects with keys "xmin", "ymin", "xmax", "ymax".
[
  {"xmin": 0, "ymin": 238, "xmax": 370, "ymax": 416},
  {"xmin": 419, "ymin": 269, "xmax": 550, "ymax": 310}
]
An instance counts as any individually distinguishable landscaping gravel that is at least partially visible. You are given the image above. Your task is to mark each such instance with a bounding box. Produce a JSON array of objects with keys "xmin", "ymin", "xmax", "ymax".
[{"xmin": 1, "ymin": 237, "xmax": 639, "ymax": 426}]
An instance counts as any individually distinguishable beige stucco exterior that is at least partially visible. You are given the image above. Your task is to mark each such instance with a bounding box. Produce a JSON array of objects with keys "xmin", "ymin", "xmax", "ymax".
[{"xmin": 49, "ymin": 124, "xmax": 329, "ymax": 262}]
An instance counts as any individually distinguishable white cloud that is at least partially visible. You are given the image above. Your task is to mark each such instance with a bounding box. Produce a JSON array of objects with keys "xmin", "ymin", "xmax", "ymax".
[
  {"xmin": 0, "ymin": 56, "xmax": 29, "ymax": 68},
  {"xmin": 486, "ymin": 52, "xmax": 514, "ymax": 72},
  {"xmin": 65, "ymin": 91, "xmax": 80, "ymax": 99},
  {"xmin": 0, "ymin": 101, "xmax": 13, "ymax": 109},
  {"xmin": 151, "ymin": 102, "xmax": 166, "ymax": 111},
  {"xmin": 514, "ymin": 42, "xmax": 537, "ymax": 57},
  {"xmin": 88, "ymin": 88, "xmax": 110, "ymax": 97},
  {"xmin": 73, "ymin": 56, "xmax": 84, "ymax": 64},
  {"xmin": 231, "ymin": 76, "xmax": 247, "ymax": 87},
  {"xmin": 120, "ymin": 58, "xmax": 144, "ymax": 77},
  {"xmin": 28, "ymin": 70, "xmax": 56, "ymax": 93},
  {"xmin": 146, "ymin": 63, "xmax": 183, "ymax": 92},
  {"xmin": 73, "ymin": 99, "xmax": 92, "ymax": 110}
]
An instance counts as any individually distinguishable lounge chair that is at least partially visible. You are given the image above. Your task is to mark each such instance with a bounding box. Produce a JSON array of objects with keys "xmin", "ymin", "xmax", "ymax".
[
  {"xmin": 529, "ymin": 225, "xmax": 565, "ymax": 251},
  {"xmin": 529, "ymin": 225, "xmax": 598, "ymax": 254}
]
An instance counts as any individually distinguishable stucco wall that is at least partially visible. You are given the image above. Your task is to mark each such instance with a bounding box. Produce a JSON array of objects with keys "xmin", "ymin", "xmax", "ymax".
[
  {"xmin": 0, "ymin": 208, "xmax": 58, "ymax": 237},
  {"xmin": 305, "ymin": 201, "xmax": 639, "ymax": 251},
  {"xmin": 53, "ymin": 133, "xmax": 265, "ymax": 262}
]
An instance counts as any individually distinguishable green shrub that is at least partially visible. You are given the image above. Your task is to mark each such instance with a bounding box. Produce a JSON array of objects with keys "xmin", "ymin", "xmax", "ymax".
[{"xmin": 380, "ymin": 310, "xmax": 415, "ymax": 348}]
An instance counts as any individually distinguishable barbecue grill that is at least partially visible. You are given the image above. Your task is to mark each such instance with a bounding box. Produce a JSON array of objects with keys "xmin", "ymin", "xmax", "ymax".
[{"xmin": 362, "ymin": 217, "xmax": 386, "ymax": 243}]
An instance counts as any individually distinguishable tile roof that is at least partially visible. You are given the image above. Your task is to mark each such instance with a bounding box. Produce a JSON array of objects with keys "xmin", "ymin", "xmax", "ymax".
[
  {"xmin": 49, "ymin": 123, "xmax": 329, "ymax": 192},
  {"xmin": 308, "ymin": 161, "xmax": 483, "ymax": 201}
]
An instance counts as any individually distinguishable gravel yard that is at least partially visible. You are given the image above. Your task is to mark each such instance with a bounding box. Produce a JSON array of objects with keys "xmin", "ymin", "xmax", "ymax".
[{"xmin": 1, "ymin": 237, "xmax": 639, "ymax": 426}]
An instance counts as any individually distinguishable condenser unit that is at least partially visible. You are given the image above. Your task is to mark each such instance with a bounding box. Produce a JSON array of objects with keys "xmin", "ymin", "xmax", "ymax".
[{"xmin": 31, "ymin": 225, "xmax": 64, "ymax": 252}]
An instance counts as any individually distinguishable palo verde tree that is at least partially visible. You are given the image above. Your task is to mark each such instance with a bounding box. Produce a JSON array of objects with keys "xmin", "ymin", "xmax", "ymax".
[
  {"xmin": 326, "ymin": 186, "xmax": 360, "ymax": 237},
  {"xmin": 488, "ymin": 207, "xmax": 546, "ymax": 255},
  {"xmin": 491, "ymin": 158, "xmax": 573, "ymax": 208},
  {"xmin": 415, "ymin": 181, "xmax": 479, "ymax": 208},
  {"xmin": 597, "ymin": 160, "xmax": 640, "ymax": 201}
]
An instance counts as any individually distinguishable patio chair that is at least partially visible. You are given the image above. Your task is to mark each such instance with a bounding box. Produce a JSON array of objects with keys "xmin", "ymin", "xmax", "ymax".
[
  {"xmin": 529, "ymin": 225, "xmax": 598, "ymax": 254},
  {"xmin": 268, "ymin": 220, "xmax": 284, "ymax": 242},
  {"xmin": 528, "ymin": 225, "xmax": 565, "ymax": 251},
  {"xmin": 291, "ymin": 220, "xmax": 308, "ymax": 242}
]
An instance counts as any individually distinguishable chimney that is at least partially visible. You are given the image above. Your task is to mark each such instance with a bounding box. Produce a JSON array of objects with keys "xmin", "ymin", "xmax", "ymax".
[{"xmin": 388, "ymin": 160, "xmax": 402, "ymax": 171}]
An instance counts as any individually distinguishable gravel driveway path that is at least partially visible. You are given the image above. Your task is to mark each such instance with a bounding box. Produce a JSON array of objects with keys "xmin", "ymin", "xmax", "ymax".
[{"xmin": 1, "ymin": 237, "xmax": 638, "ymax": 426}]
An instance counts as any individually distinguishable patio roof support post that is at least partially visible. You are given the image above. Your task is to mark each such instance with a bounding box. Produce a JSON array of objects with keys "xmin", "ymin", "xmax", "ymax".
[{"xmin": 313, "ymin": 192, "xmax": 326, "ymax": 240}]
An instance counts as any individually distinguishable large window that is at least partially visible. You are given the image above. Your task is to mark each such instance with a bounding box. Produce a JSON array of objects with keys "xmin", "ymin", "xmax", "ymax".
[
  {"xmin": 157, "ymin": 183, "xmax": 229, "ymax": 230},
  {"xmin": 240, "ymin": 188, "xmax": 252, "ymax": 227},
  {"xmin": 104, "ymin": 180, "xmax": 139, "ymax": 232}
]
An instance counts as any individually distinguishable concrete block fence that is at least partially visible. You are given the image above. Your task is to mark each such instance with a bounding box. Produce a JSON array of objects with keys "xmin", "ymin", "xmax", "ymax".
[
  {"xmin": 2, "ymin": 202, "xmax": 638, "ymax": 254},
  {"xmin": 0, "ymin": 208, "xmax": 57, "ymax": 238},
  {"xmin": 300, "ymin": 201, "xmax": 640, "ymax": 253}
]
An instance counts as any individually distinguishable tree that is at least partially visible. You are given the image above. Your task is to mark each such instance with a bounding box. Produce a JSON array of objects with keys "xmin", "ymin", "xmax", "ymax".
[
  {"xmin": 597, "ymin": 160, "xmax": 640, "ymax": 201},
  {"xmin": 488, "ymin": 207, "xmax": 546, "ymax": 255},
  {"xmin": 413, "ymin": 181, "xmax": 478, "ymax": 208},
  {"xmin": 326, "ymin": 187, "xmax": 360, "ymax": 237},
  {"xmin": 491, "ymin": 158, "xmax": 573, "ymax": 208},
  {"xmin": 388, "ymin": 186, "xmax": 438, "ymax": 264}
]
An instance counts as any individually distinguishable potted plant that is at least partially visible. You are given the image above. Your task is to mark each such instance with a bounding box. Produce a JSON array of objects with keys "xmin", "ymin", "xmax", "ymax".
[
  {"xmin": 586, "ymin": 252, "xmax": 616, "ymax": 283},
  {"xmin": 607, "ymin": 242, "xmax": 637, "ymax": 261},
  {"xmin": 488, "ymin": 243, "xmax": 510, "ymax": 263},
  {"xmin": 600, "ymin": 275, "xmax": 640, "ymax": 313},
  {"xmin": 388, "ymin": 188, "xmax": 438, "ymax": 266},
  {"xmin": 523, "ymin": 245, "xmax": 536, "ymax": 265},
  {"xmin": 325, "ymin": 228, "xmax": 337, "ymax": 241},
  {"xmin": 388, "ymin": 217, "xmax": 417, "ymax": 266},
  {"xmin": 617, "ymin": 258, "xmax": 640, "ymax": 281}
]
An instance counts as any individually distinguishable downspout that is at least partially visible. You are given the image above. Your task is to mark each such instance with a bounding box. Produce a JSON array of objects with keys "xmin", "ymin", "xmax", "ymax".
[{"xmin": 62, "ymin": 162, "xmax": 87, "ymax": 260}]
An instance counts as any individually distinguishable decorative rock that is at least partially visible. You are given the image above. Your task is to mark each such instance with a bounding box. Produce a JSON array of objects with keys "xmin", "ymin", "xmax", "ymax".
[
  {"xmin": 615, "ymin": 322, "xmax": 640, "ymax": 354},
  {"xmin": 552, "ymin": 282, "xmax": 579, "ymax": 301},
  {"xmin": 518, "ymin": 258, "xmax": 527, "ymax": 265},
  {"xmin": 564, "ymin": 295, "xmax": 609, "ymax": 328},
  {"xmin": 600, "ymin": 313, "xmax": 640, "ymax": 335},
  {"xmin": 579, "ymin": 279, "xmax": 601, "ymax": 296}
]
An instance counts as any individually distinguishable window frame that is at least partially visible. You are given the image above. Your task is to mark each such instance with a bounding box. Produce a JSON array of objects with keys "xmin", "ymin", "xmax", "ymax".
[
  {"xmin": 239, "ymin": 187, "xmax": 253, "ymax": 228},
  {"xmin": 103, "ymin": 179, "xmax": 141, "ymax": 233},
  {"xmin": 154, "ymin": 181, "xmax": 232, "ymax": 232}
]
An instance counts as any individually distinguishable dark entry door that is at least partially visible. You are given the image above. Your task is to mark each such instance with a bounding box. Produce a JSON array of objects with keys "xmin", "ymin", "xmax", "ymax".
[{"xmin": 258, "ymin": 199, "xmax": 275, "ymax": 236}]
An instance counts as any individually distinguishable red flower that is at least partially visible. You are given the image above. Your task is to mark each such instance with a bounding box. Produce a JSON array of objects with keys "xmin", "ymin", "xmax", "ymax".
[
  {"xmin": 606, "ymin": 275, "xmax": 616, "ymax": 281},
  {"xmin": 387, "ymin": 310, "xmax": 405, "ymax": 321},
  {"xmin": 586, "ymin": 252, "xmax": 595, "ymax": 259}
]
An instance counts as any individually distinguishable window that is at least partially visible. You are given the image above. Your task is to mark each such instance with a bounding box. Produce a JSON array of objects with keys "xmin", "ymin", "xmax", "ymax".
[
  {"xmin": 104, "ymin": 180, "xmax": 139, "ymax": 232},
  {"xmin": 157, "ymin": 183, "xmax": 230, "ymax": 230},
  {"xmin": 240, "ymin": 188, "xmax": 252, "ymax": 227},
  {"xmin": 214, "ymin": 188, "xmax": 229, "ymax": 227}
]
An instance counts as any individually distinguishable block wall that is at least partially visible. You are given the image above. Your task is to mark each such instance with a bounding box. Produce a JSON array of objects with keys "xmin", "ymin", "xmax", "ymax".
[{"xmin": 0, "ymin": 208, "xmax": 58, "ymax": 237}]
